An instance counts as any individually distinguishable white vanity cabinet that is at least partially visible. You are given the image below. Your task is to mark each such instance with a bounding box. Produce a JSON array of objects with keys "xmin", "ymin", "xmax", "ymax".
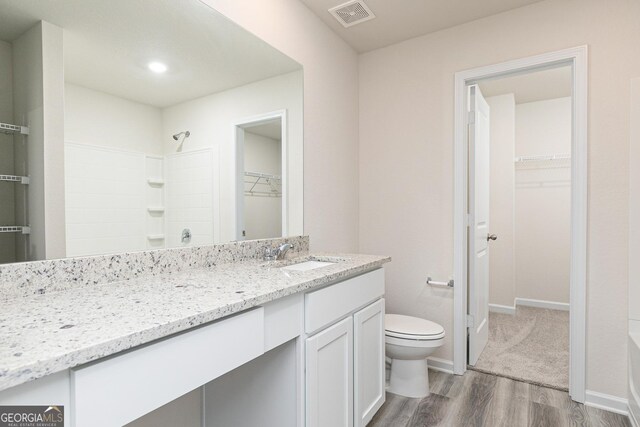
[
  {"xmin": 306, "ymin": 317, "xmax": 354, "ymax": 427},
  {"xmin": 304, "ymin": 269, "xmax": 385, "ymax": 427},
  {"xmin": 354, "ymin": 298, "xmax": 385, "ymax": 426},
  {"xmin": 0, "ymin": 266, "xmax": 386, "ymax": 427}
]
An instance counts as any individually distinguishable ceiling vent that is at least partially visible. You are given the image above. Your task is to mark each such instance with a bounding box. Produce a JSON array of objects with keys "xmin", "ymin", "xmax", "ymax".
[{"xmin": 328, "ymin": 0, "xmax": 376, "ymax": 28}]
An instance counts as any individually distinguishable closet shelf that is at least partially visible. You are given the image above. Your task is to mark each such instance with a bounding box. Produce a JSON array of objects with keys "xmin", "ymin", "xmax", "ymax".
[
  {"xmin": 244, "ymin": 171, "xmax": 282, "ymax": 197},
  {"xmin": 0, "ymin": 226, "xmax": 30, "ymax": 234},
  {"xmin": 515, "ymin": 153, "xmax": 571, "ymax": 169},
  {"xmin": 0, "ymin": 175, "xmax": 29, "ymax": 184},
  {"xmin": 0, "ymin": 122, "xmax": 29, "ymax": 135},
  {"xmin": 244, "ymin": 191, "xmax": 282, "ymax": 198},
  {"xmin": 514, "ymin": 153, "xmax": 570, "ymax": 162}
]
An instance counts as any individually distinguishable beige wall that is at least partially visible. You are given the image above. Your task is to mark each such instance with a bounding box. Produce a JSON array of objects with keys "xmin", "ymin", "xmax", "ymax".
[
  {"xmin": 515, "ymin": 98, "xmax": 571, "ymax": 304},
  {"xmin": 631, "ymin": 78, "xmax": 640, "ymax": 322},
  {"xmin": 359, "ymin": 0, "xmax": 640, "ymax": 398},
  {"xmin": 202, "ymin": 0, "xmax": 360, "ymax": 253},
  {"xmin": 486, "ymin": 94, "xmax": 516, "ymax": 308}
]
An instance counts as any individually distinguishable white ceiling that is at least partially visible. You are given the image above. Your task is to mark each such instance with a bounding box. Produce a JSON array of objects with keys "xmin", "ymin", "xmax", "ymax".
[
  {"xmin": 0, "ymin": 0, "xmax": 301, "ymax": 108},
  {"xmin": 299, "ymin": 0, "xmax": 545, "ymax": 53},
  {"xmin": 479, "ymin": 66, "xmax": 572, "ymax": 104},
  {"xmin": 247, "ymin": 120, "xmax": 283, "ymax": 141}
]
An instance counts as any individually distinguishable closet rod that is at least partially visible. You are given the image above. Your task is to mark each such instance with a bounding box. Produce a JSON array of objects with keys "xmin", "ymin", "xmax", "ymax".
[{"xmin": 244, "ymin": 171, "xmax": 281, "ymax": 180}]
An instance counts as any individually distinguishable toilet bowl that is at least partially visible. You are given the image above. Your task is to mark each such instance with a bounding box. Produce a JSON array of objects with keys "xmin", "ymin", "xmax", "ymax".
[{"xmin": 385, "ymin": 314, "xmax": 445, "ymax": 398}]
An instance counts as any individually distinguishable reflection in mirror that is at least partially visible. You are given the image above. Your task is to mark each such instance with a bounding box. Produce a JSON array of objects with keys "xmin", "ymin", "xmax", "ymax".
[
  {"xmin": 0, "ymin": 0, "xmax": 303, "ymax": 264},
  {"xmin": 238, "ymin": 113, "xmax": 285, "ymax": 241}
]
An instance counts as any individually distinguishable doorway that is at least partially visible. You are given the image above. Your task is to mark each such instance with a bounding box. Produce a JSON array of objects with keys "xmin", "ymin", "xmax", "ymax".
[
  {"xmin": 453, "ymin": 47, "xmax": 587, "ymax": 402},
  {"xmin": 234, "ymin": 110, "xmax": 288, "ymax": 241},
  {"xmin": 469, "ymin": 67, "xmax": 573, "ymax": 390}
]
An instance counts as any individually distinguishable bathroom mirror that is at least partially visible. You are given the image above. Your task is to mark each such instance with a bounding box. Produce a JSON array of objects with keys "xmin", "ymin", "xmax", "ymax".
[{"xmin": 0, "ymin": 0, "xmax": 304, "ymax": 264}]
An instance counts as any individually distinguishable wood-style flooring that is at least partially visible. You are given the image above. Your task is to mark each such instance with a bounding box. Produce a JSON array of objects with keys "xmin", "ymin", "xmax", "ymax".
[{"xmin": 368, "ymin": 370, "xmax": 631, "ymax": 427}]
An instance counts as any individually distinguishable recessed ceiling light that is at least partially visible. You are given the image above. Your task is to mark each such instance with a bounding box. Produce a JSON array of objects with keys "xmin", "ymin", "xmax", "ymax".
[{"xmin": 148, "ymin": 62, "xmax": 167, "ymax": 73}]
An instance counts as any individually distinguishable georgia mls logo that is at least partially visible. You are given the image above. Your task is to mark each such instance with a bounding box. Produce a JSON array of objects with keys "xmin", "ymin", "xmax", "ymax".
[{"xmin": 0, "ymin": 405, "xmax": 64, "ymax": 427}]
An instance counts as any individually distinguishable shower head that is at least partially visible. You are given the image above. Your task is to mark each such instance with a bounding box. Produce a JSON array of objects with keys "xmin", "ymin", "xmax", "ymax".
[{"xmin": 172, "ymin": 131, "xmax": 190, "ymax": 141}]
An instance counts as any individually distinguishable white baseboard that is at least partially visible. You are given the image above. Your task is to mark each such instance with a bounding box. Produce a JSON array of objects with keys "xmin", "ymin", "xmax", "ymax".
[
  {"xmin": 630, "ymin": 408, "xmax": 639, "ymax": 427},
  {"xmin": 488, "ymin": 303, "xmax": 516, "ymax": 315},
  {"xmin": 585, "ymin": 390, "xmax": 629, "ymax": 416},
  {"xmin": 515, "ymin": 297, "xmax": 570, "ymax": 311},
  {"xmin": 428, "ymin": 357, "xmax": 454, "ymax": 374}
]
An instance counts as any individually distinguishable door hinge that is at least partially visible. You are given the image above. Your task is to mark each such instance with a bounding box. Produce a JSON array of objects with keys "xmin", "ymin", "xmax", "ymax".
[{"xmin": 466, "ymin": 314, "xmax": 475, "ymax": 328}]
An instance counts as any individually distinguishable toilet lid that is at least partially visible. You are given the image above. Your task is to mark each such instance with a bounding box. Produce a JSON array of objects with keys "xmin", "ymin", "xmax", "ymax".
[{"xmin": 385, "ymin": 314, "xmax": 445, "ymax": 340}]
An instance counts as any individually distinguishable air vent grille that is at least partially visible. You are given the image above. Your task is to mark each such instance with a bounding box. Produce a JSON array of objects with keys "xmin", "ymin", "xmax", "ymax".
[{"xmin": 328, "ymin": 0, "xmax": 376, "ymax": 28}]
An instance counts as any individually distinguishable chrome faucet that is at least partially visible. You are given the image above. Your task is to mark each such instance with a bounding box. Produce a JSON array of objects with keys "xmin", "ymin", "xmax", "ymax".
[
  {"xmin": 263, "ymin": 243, "xmax": 295, "ymax": 261},
  {"xmin": 276, "ymin": 243, "xmax": 294, "ymax": 260}
]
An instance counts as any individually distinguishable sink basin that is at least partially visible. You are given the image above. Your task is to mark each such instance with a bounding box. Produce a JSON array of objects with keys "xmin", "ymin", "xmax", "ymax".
[{"xmin": 281, "ymin": 260, "xmax": 336, "ymax": 271}]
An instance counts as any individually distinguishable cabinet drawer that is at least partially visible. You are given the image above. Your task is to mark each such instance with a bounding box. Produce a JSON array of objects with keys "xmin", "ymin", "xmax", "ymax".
[
  {"xmin": 72, "ymin": 308, "xmax": 264, "ymax": 427},
  {"xmin": 264, "ymin": 293, "xmax": 303, "ymax": 352},
  {"xmin": 305, "ymin": 269, "xmax": 384, "ymax": 334}
]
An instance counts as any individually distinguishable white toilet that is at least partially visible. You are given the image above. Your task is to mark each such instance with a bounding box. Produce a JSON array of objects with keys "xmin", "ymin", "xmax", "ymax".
[{"xmin": 385, "ymin": 314, "xmax": 445, "ymax": 398}]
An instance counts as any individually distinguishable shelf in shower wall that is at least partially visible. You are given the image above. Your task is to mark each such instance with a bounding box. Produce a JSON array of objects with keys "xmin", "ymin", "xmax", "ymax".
[
  {"xmin": 0, "ymin": 122, "xmax": 29, "ymax": 135},
  {"xmin": 0, "ymin": 226, "xmax": 30, "ymax": 234},
  {"xmin": 147, "ymin": 207, "xmax": 165, "ymax": 213},
  {"xmin": 147, "ymin": 178, "xmax": 164, "ymax": 186},
  {"xmin": 147, "ymin": 234, "xmax": 165, "ymax": 240},
  {"xmin": 0, "ymin": 175, "xmax": 30, "ymax": 184}
]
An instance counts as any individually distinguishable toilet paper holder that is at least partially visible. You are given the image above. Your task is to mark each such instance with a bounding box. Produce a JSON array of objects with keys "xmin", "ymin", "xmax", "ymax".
[{"xmin": 426, "ymin": 277, "xmax": 454, "ymax": 288}]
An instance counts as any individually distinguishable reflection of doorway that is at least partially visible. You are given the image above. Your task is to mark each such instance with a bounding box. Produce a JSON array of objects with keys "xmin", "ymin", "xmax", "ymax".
[
  {"xmin": 453, "ymin": 47, "xmax": 588, "ymax": 403},
  {"xmin": 234, "ymin": 110, "xmax": 287, "ymax": 241},
  {"xmin": 467, "ymin": 67, "xmax": 573, "ymax": 390}
]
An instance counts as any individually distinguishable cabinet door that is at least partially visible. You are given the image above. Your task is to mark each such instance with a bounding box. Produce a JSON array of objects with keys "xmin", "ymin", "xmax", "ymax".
[
  {"xmin": 354, "ymin": 298, "xmax": 385, "ymax": 427},
  {"xmin": 306, "ymin": 317, "xmax": 353, "ymax": 427}
]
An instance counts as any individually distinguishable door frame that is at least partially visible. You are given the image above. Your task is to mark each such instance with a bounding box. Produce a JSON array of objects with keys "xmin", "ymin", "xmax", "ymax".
[
  {"xmin": 452, "ymin": 46, "xmax": 588, "ymax": 402},
  {"xmin": 233, "ymin": 109, "xmax": 288, "ymax": 240}
]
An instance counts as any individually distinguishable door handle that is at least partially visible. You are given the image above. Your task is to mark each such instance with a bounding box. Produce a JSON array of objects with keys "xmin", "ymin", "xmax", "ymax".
[{"xmin": 487, "ymin": 233, "xmax": 497, "ymax": 241}]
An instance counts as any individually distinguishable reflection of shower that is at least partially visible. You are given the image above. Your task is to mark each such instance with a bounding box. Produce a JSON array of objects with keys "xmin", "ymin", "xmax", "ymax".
[{"xmin": 172, "ymin": 131, "xmax": 190, "ymax": 141}]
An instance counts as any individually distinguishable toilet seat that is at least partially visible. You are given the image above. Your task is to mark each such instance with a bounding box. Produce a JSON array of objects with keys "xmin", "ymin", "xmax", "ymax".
[
  {"xmin": 385, "ymin": 314, "xmax": 445, "ymax": 398},
  {"xmin": 385, "ymin": 314, "xmax": 445, "ymax": 341}
]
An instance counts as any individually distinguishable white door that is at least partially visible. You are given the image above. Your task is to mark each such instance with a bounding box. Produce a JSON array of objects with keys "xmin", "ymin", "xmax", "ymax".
[
  {"xmin": 306, "ymin": 317, "xmax": 354, "ymax": 427},
  {"xmin": 468, "ymin": 84, "xmax": 492, "ymax": 366},
  {"xmin": 354, "ymin": 299, "xmax": 385, "ymax": 427}
]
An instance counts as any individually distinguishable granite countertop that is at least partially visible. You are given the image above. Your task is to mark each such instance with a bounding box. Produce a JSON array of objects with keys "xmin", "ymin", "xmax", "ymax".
[{"xmin": 0, "ymin": 253, "xmax": 390, "ymax": 392}]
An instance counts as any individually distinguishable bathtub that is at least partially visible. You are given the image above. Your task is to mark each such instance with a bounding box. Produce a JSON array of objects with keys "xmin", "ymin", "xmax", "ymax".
[{"xmin": 630, "ymin": 320, "xmax": 640, "ymax": 427}]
